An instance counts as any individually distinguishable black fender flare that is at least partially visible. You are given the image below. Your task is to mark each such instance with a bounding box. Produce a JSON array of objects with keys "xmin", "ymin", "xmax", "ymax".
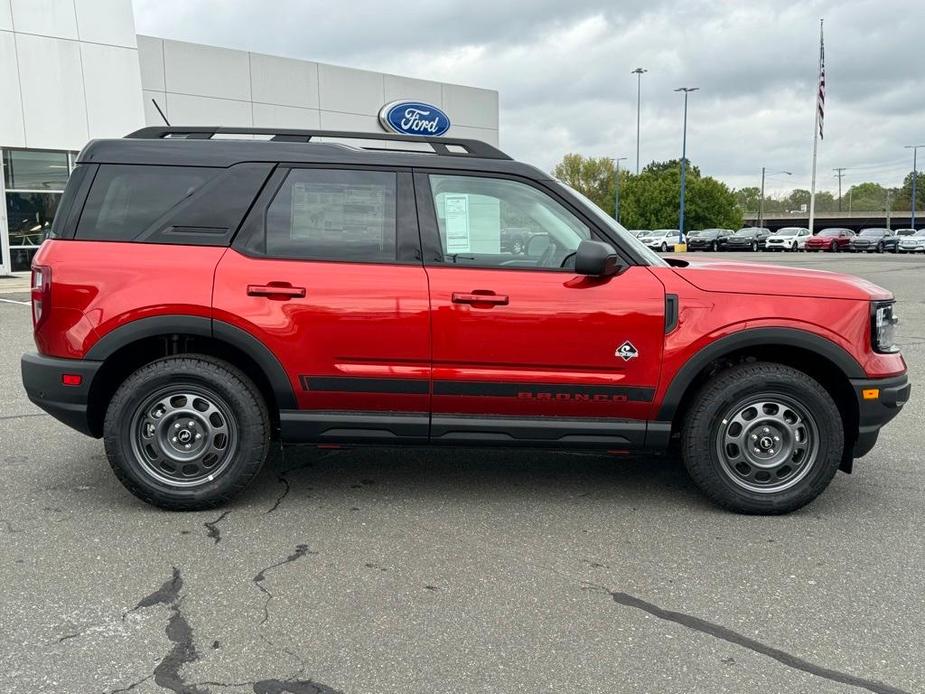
[
  {"xmin": 656, "ymin": 327, "xmax": 865, "ymax": 421},
  {"xmin": 85, "ymin": 315, "xmax": 297, "ymax": 409}
]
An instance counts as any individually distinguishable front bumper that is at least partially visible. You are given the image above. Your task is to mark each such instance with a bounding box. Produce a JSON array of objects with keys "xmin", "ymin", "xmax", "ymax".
[
  {"xmin": 849, "ymin": 373, "xmax": 910, "ymax": 459},
  {"xmin": 21, "ymin": 352, "xmax": 102, "ymax": 437}
]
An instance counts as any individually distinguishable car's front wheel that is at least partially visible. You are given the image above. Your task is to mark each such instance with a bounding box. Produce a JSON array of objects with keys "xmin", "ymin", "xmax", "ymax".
[
  {"xmin": 681, "ymin": 362, "xmax": 843, "ymax": 514},
  {"xmin": 660, "ymin": 242, "xmax": 668, "ymax": 252},
  {"xmin": 104, "ymin": 355, "xmax": 271, "ymax": 511}
]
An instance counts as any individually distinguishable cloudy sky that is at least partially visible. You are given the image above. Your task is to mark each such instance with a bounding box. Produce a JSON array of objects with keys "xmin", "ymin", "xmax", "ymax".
[{"xmin": 133, "ymin": 0, "xmax": 925, "ymax": 195}]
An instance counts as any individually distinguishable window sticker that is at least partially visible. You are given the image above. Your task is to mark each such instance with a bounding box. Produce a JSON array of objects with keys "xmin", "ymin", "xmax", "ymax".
[{"xmin": 443, "ymin": 194, "xmax": 471, "ymax": 254}]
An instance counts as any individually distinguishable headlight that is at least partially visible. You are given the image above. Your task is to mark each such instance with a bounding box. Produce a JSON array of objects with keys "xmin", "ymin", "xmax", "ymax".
[{"xmin": 872, "ymin": 301, "xmax": 900, "ymax": 353}]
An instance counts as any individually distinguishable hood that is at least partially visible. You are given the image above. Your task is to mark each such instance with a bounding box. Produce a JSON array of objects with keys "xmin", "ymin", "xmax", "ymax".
[{"xmin": 669, "ymin": 257, "xmax": 892, "ymax": 300}]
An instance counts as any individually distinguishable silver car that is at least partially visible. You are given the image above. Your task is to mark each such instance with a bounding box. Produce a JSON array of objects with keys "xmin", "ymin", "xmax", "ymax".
[{"xmin": 898, "ymin": 229, "xmax": 925, "ymax": 253}]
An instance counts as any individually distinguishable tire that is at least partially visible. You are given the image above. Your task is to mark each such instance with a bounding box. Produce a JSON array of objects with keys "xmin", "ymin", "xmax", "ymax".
[
  {"xmin": 876, "ymin": 242, "xmax": 884, "ymax": 253},
  {"xmin": 830, "ymin": 241, "xmax": 837, "ymax": 252},
  {"xmin": 711, "ymin": 241, "xmax": 717, "ymax": 252},
  {"xmin": 751, "ymin": 242, "xmax": 758, "ymax": 252},
  {"xmin": 660, "ymin": 242, "xmax": 668, "ymax": 252},
  {"xmin": 104, "ymin": 355, "xmax": 271, "ymax": 511},
  {"xmin": 680, "ymin": 362, "xmax": 844, "ymax": 514}
]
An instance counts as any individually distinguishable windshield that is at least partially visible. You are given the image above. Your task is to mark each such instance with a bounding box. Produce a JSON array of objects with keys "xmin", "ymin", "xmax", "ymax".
[
  {"xmin": 818, "ymin": 228, "xmax": 843, "ymax": 237},
  {"xmin": 896, "ymin": 229, "xmax": 915, "ymax": 236},
  {"xmin": 915, "ymin": 230, "xmax": 925, "ymax": 237},
  {"xmin": 774, "ymin": 228, "xmax": 802, "ymax": 236},
  {"xmin": 696, "ymin": 229, "xmax": 719, "ymax": 238},
  {"xmin": 734, "ymin": 228, "xmax": 756, "ymax": 237},
  {"xmin": 859, "ymin": 229, "xmax": 886, "ymax": 237},
  {"xmin": 559, "ymin": 183, "xmax": 667, "ymax": 266}
]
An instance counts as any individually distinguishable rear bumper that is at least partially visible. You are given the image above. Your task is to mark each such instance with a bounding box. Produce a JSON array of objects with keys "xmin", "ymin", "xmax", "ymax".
[
  {"xmin": 20, "ymin": 352, "xmax": 102, "ymax": 437},
  {"xmin": 849, "ymin": 373, "xmax": 910, "ymax": 458}
]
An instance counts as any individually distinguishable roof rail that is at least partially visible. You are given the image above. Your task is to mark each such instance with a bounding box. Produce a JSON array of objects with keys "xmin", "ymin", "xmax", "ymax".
[{"xmin": 125, "ymin": 126, "xmax": 511, "ymax": 160}]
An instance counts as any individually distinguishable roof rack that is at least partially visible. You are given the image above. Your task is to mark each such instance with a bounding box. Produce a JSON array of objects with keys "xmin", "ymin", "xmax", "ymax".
[{"xmin": 125, "ymin": 126, "xmax": 511, "ymax": 160}]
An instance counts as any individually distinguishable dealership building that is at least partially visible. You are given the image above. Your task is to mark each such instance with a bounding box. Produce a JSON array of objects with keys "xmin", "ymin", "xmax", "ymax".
[{"xmin": 0, "ymin": 0, "xmax": 500, "ymax": 274}]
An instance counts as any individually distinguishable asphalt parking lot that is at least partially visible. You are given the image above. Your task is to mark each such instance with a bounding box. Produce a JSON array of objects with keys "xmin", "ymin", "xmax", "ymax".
[{"xmin": 0, "ymin": 252, "xmax": 922, "ymax": 694}]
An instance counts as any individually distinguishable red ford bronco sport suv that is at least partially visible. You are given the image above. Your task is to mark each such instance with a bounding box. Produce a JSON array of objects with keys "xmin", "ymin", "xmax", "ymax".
[{"xmin": 21, "ymin": 127, "xmax": 910, "ymax": 514}]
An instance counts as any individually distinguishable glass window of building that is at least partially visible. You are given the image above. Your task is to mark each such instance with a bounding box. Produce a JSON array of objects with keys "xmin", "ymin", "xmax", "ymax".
[{"xmin": 2, "ymin": 149, "xmax": 77, "ymax": 272}]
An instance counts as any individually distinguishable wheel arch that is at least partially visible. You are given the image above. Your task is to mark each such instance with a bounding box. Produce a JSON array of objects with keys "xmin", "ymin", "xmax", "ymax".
[
  {"xmin": 658, "ymin": 328, "xmax": 863, "ymax": 467},
  {"xmin": 85, "ymin": 316, "xmax": 296, "ymax": 437}
]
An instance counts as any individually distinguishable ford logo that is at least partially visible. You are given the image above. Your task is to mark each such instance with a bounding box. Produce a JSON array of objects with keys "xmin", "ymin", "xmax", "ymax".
[{"xmin": 379, "ymin": 100, "xmax": 451, "ymax": 137}]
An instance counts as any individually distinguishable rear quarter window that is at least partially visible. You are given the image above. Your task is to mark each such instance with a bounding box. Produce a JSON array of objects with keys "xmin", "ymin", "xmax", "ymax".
[{"xmin": 76, "ymin": 164, "xmax": 218, "ymax": 241}]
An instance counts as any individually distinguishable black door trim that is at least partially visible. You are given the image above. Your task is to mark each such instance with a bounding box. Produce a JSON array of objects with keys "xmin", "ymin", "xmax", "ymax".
[
  {"xmin": 433, "ymin": 380, "xmax": 655, "ymax": 403},
  {"xmin": 280, "ymin": 410, "xmax": 429, "ymax": 443}
]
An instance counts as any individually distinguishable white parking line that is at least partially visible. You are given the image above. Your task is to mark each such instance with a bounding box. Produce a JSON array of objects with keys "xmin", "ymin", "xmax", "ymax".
[{"xmin": 0, "ymin": 298, "xmax": 29, "ymax": 306}]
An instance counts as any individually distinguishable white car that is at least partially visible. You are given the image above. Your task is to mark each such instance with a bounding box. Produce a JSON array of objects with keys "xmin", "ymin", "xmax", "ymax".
[
  {"xmin": 638, "ymin": 228, "xmax": 682, "ymax": 252},
  {"xmin": 765, "ymin": 227, "xmax": 810, "ymax": 252},
  {"xmin": 897, "ymin": 229, "xmax": 925, "ymax": 253}
]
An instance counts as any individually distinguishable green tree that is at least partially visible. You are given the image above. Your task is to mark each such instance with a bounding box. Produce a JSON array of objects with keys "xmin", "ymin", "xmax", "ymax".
[
  {"xmin": 844, "ymin": 182, "xmax": 887, "ymax": 211},
  {"xmin": 893, "ymin": 171, "xmax": 925, "ymax": 212},
  {"xmin": 734, "ymin": 186, "xmax": 761, "ymax": 214},
  {"xmin": 552, "ymin": 154, "xmax": 619, "ymax": 216}
]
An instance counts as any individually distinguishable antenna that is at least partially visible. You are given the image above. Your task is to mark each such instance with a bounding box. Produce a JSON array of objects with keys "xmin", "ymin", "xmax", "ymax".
[{"xmin": 151, "ymin": 98, "xmax": 170, "ymax": 126}]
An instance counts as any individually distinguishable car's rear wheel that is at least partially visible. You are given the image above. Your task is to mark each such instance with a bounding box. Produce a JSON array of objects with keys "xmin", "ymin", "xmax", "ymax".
[
  {"xmin": 681, "ymin": 362, "xmax": 843, "ymax": 514},
  {"xmin": 104, "ymin": 355, "xmax": 270, "ymax": 510}
]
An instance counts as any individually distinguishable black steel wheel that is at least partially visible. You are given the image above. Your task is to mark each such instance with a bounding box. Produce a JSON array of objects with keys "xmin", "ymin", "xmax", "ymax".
[
  {"xmin": 681, "ymin": 362, "xmax": 843, "ymax": 514},
  {"xmin": 104, "ymin": 355, "xmax": 270, "ymax": 510}
]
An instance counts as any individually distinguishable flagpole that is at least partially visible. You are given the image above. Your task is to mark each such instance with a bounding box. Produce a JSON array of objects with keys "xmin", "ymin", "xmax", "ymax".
[{"xmin": 808, "ymin": 18, "xmax": 823, "ymax": 234}]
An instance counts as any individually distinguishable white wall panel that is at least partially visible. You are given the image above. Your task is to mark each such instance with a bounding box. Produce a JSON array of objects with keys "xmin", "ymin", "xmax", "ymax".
[
  {"xmin": 143, "ymin": 89, "xmax": 167, "ymax": 126},
  {"xmin": 0, "ymin": 31, "xmax": 25, "ymax": 146},
  {"xmin": 250, "ymin": 53, "xmax": 318, "ymax": 109},
  {"xmin": 15, "ymin": 32, "xmax": 87, "ymax": 149},
  {"xmin": 447, "ymin": 124, "xmax": 500, "ymax": 147},
  {"xmin": 163, "ymin": 39, "xmax": 251, "ymax": 102},
  {"xmin": 10, "ymin": 0, "xmax": 77, "ymax": 39},
  {"xmin": 81, "ymin": 42, "xmax": 144, "ymax": 138},
  {"xmin": 74, "ymin": 0, "xmax": 135, "ymax": 47},
  {"xmin": 252, "ymin": 103, "xmax": 320, "ymax": 129},
  {"xmin": 0, "ymin": 1, "xmax": 13, "ymax": 31},
  {"xmin": 442, "ymin": 84, "xmax": 498, "ymax": 130},
  {"xmin": 136, "ymin": 35, "xmax": 164, "ymax": 91},
  {"xmin": 318, "ymin": 110, "xmax": 380, "ymax": 132},
  {"xmin": 384, "ymin": 74, "xmax": 443, "ymax": 106},
  {"xmin": 317, "ymin": 64, "xmax": 383, "ymax": 115},
  {"xmin": 165, "ymin": 93, "xmax": 253, "ymax": 127}
]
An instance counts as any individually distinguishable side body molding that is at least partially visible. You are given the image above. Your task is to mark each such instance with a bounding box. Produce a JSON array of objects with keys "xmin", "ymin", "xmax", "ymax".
[
  {"xmin": 85, "ymin": 315, "xmax": 297, "ymax": 410},
  {"xmin": 656, "ymin": 327, "xmax": 866, "ymax": 421}
]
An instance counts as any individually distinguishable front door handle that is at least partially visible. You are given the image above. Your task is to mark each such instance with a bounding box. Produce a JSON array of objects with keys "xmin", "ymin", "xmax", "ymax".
[
  {"xmin": 247, "ymin": 283, "xmax": 306, "ymax": 299},
  {"xmin": 452, "ymin": 291, "xmax": 509, "ymax": 306}
]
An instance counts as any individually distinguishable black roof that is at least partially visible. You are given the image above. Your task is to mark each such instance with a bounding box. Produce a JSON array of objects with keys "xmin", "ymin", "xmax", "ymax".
[{"xmin": 77, "ymin": 126, "xmax": 550, "ymax": 180}]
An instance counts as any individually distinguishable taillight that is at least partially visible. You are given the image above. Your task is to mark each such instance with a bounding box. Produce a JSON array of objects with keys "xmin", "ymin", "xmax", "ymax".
[{"xmin": 31, "ymin": 265, "xmax": 50, "ymax": 327}]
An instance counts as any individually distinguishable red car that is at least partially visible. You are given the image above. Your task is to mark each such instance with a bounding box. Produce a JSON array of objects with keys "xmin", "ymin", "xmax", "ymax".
[
  {"xmin": 804, "ymin": 227, "xmax": 855, "ymax": 252},
  {"xmin": 21, "ymin": 127, "xmax": 910, "ymax": 514}
]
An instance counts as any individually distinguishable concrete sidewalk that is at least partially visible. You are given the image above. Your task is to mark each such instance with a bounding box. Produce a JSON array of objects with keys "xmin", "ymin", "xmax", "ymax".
[{"xmin": 0, "ymin": 273, "xmax": 29, "ymax": 294}]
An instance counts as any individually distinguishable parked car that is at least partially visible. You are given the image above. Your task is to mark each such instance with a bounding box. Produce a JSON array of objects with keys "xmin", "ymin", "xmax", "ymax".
[
  {"xmin": 897, "ymin": 229, "xmax": 925, "ymax": 253},
  {"xmin": 687, "ymin": 228, "xmax": 734, "ymax": 251},
  {"xmin": 21, "ymin": 125, "xmax": 909, "ymax": 515},
  {"xmin": 500, "ymin": 227, "xmax": 533, "ymax": 255},
  {"xmin": 638, "ymin": 228, "xmax": 682, "ymax": 252},
  {"xmin": 804, "ymin": 228, "xmax": 854, "ymax": 252},
  {"xmin": 765, "ymin": 227, "xmax": 810, "ymax": 252},
  {"xmin": 849, "ymin": 228, "xmax": 897, "ymax": 253},
  {"xmin": 628, "ymin": 229, "xmax": 649, "ymax": 238},
  {"xmin": 725, "ymin": 227, "xmax": 771, "ymax": 251}
]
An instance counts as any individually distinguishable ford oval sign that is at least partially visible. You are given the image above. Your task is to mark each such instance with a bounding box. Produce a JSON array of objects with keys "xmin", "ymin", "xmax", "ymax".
[{"xmin": 379, "ymin": 100, "xmax": 451, "ymax": 137}]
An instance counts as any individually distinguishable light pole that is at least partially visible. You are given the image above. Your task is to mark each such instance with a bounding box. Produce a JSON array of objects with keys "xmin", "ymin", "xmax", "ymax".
[
  {"xmin": 631, "ymin": 68, "xmax": 647, "ymax": 174},
  {"xmin": 612, "ymin": 156, "xmax": 627, "ymax": 222},
  {"xmin": 905, "ymin": 145, "xmax": 924, "ymax": 229},
  {"xmin": 759, "ymin": 167, "xmax": 791, "ymax": 229},
  {"xmin": 675, "ymin": 87, "xmax": 698, "ymax": 239}
]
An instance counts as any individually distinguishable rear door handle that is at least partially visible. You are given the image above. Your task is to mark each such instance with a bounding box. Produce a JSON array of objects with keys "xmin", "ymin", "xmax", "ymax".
[
  {"xmin": 247, "ymin": 283, "xmax": 306, "ymax": 298},
  {"xmin": 452, "ymin": 291, "xmax": 509, "ymax": 306}
]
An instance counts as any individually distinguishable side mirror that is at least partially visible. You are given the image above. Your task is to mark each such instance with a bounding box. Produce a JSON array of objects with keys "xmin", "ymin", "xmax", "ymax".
[{"xmin": 574, "ymin": 240, "xmax": 621, "ymax": 277}]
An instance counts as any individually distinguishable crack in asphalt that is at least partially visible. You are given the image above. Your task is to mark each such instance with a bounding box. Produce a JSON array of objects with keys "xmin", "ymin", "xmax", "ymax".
[
  {"xmin": 0, "ymin": 412, "xmax": 49, "ymax": 422},
  {"xmin": 253, "ymin": 545, "xmax": 315, "ymax": 626},
  {"xmin": 204, "ymin": 511, "xmax": 230, "ymax": 544},
  {"xmin": 591, "ymin": 585, "xmax": 911, "ymax": 694},
  {"xmin": 107, "ymin": 674, "xmax": 153, "ymax": 693},
  {"xmin": 266, "ymin": 476, "xmax": 291, "ymax": 515}
]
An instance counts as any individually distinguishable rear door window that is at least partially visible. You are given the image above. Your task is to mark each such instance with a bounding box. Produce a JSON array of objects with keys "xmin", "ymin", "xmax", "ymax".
[{"xmin": 76, "ymin": 165, "xmax": 218, "ymax": 241}]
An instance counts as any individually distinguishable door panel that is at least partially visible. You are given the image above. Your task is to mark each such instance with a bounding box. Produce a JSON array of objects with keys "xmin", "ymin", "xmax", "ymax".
[
  {"xmin": 213, "ymin": 250, "xmax": 431, "ymax": 415},
  {"xmin": 426, "ymin": 265, "xmax": 666, "ymax": 421}
]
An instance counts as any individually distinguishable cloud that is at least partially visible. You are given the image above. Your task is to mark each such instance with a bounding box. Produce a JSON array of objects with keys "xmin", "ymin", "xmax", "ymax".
[{"xmin": 132, "ymin": 0, "xmax": 925, "ymax": 194}]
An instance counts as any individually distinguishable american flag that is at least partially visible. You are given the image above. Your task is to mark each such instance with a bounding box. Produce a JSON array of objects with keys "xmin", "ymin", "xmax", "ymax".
[{"xmin": 817, "ymin": 25, "xmax": 825, "ymax": 140}]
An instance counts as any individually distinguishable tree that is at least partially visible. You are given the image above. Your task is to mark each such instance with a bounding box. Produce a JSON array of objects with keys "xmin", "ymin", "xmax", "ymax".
[
  {"xmin": 552, "ymin": 154, "xmax": 619, "ymax": 216},
  {"xmin": 893, "ymin": 170, "xmax": 925, "ymax": 212},
  {"xmin": 734, "ymin": 186, "xmax": 761, "ymax": 214},
  {"xmin": 844, "ymin": 182, "xmax": 888, "ymax": 212}
]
